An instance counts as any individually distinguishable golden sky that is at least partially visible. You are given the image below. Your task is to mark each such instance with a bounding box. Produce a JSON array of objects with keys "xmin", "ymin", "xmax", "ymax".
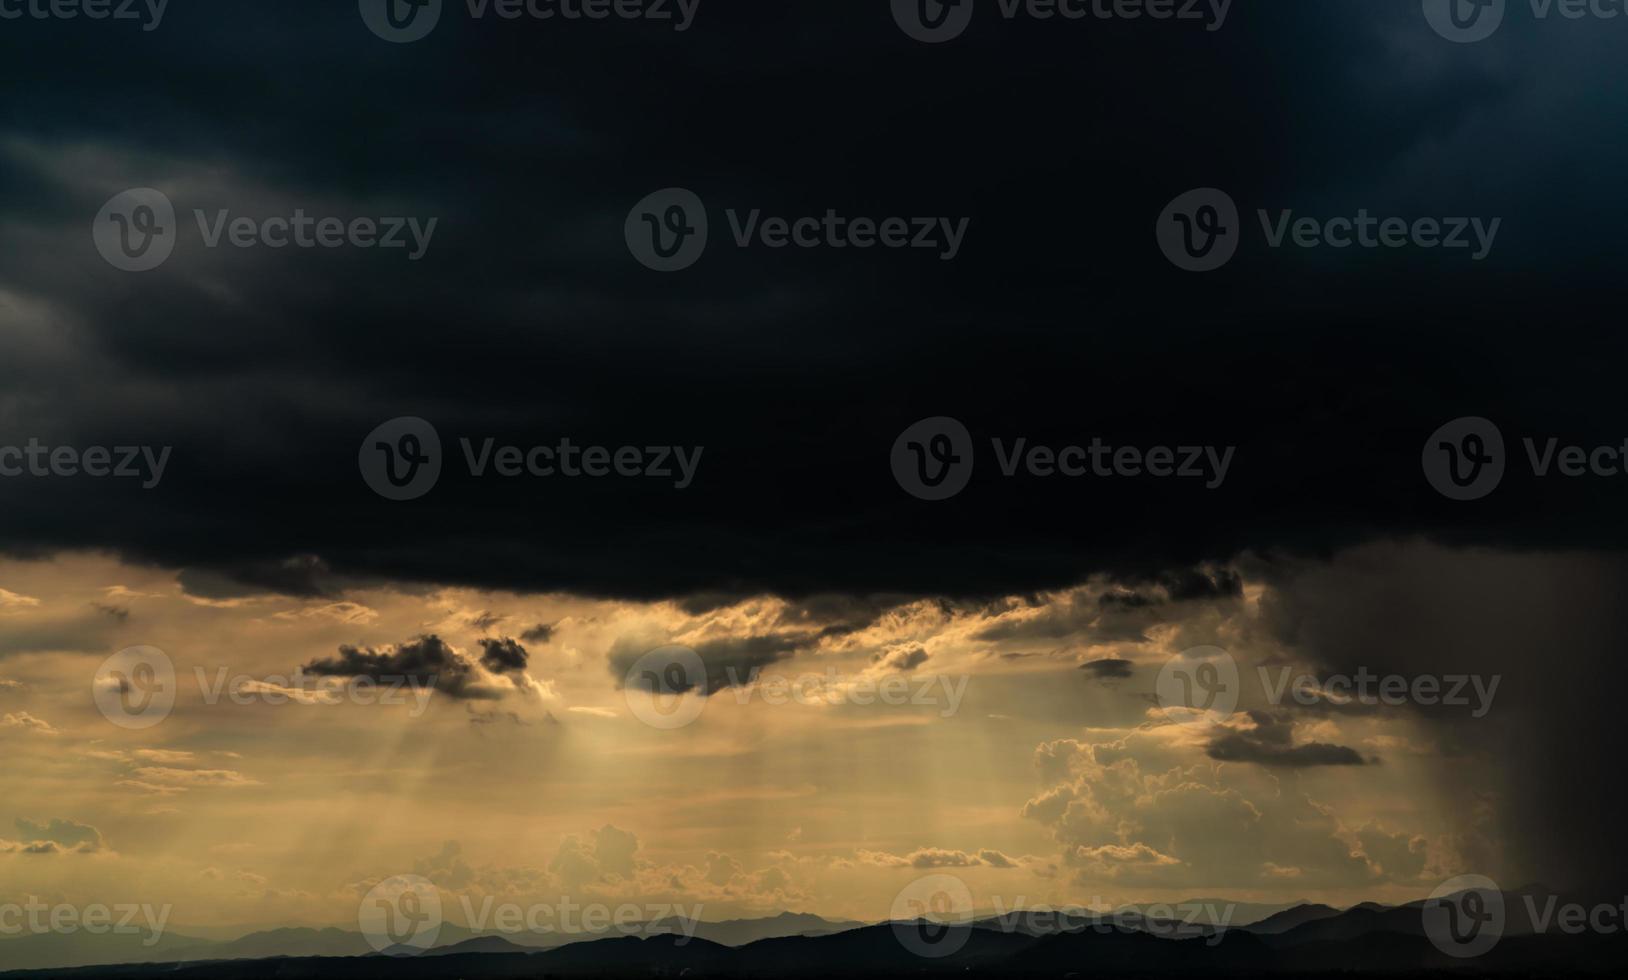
[{"xmin": 0, "ymin": 549, "xmax": 1497, "ymax": 930}]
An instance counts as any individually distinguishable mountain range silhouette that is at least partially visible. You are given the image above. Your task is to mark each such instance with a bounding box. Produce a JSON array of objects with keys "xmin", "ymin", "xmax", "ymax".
[{"xmin": 2, "ymin": 890, "xmax": 1623, "ymax": 977}]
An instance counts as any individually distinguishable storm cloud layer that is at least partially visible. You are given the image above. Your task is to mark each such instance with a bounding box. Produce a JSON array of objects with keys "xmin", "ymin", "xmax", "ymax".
[{"xmin": 1, "ymin": 3, "xmax": 1626, "ymax": 603}]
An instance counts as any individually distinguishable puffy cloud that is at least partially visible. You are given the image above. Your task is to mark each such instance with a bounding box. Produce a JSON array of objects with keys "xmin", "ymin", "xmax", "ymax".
[
  {"xmin": 1, "ymin": 711, "xmax": 57, "ymax": 734},
  {"xmin": 1020, "ymin": 734, "xmax": 1430, "ymax": 889}
]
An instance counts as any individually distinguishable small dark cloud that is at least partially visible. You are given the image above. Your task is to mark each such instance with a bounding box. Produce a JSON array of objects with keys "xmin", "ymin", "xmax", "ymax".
[
  {"xmin": 91, "ymin": 603, "xmax": 129, "ymax": 621},
  {"xmin": 1080, "ymin": 658, "xmax": 1134, "ymax": 680},
  {"xmin": 477, "ymin": 637, "xmax": 528, "ymax": 674},
  {"xmin": 609, "ymin": 631, "xmax": 816, "ymax": 695},
  {"xmin": 521, "ymin": 623, "xmax": 555, "ymax": 644},
  {"xmin": 303, "ymin": 634, "xmax": 493, "ymax": 700},
  {"xmin": 467, "ymin": 611, "xmax": 504, "ymax": 632},
  {"xmin": 1205, "ymin": 710, "xmax": 1369, "ymax": 768}
]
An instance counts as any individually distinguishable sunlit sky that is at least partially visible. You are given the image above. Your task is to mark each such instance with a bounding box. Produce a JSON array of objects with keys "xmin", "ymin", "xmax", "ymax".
[{"xmin": 0, "ymin": 548, "xmax": 1496, "ymax": 930}]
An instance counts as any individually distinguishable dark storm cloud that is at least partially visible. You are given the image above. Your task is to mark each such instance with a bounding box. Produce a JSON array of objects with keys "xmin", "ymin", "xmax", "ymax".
[
  {"xmin": 477, "ymin": 636, "xmax": 528, "ymax": 673},
  {"xmin": 303, "ymin": 634, "xmax": 494, "ymax": 699},
  {"xmin": 3, "ymin": 4, "xmax": 1628, "ymax": 604}
]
